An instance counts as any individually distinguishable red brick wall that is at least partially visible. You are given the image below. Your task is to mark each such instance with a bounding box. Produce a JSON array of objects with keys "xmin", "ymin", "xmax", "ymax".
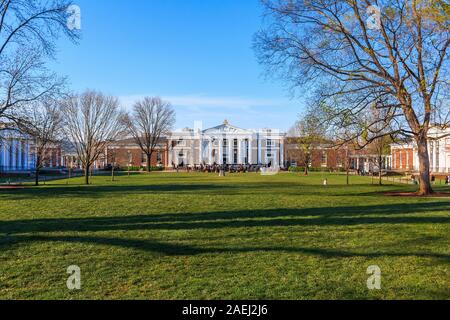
[
  {"xmin": 106, "ymin": 147, "xmax": 167, "ymax": 168},
  {"xmin": 285, "ymin": 145, "xmax": 348, "ymax": 168},
  {"xmin": 392, "ymin": 148, "xmax": 413, "ymax": 170}
]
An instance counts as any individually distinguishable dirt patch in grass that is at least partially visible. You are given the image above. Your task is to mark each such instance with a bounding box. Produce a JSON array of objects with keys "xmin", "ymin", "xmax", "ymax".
[{"xmin": 384, "ymin": 191, "xmax": 450, "ymax": 198}]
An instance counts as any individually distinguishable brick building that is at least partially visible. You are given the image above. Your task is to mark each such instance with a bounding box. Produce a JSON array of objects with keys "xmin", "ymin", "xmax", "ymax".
[
  {"xmin": 284, "ymin": 138, "xmax": 349, "ymax": 169},
  {"xmin": 390, "ymin": 143, "xmax": 414, "ymax": 171},
  {"xmin": 390, "ymin": 127, "xmax": 450, "ymax": 173},
  {"xmin": 284, "ymin": 137, "xmax": 392, "ymax": 173},
  {"xmin": 105, "ymin": 138, "xmax": 168, "ymax": 169}
]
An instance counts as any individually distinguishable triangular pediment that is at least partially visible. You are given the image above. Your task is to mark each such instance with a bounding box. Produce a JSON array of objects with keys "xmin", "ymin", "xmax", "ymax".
[
  {"xmin": 203, "ymin": 123, "xmax": 251, "ymax": 134},
  {"xmin": 203, "ymin": 120, "xmax": 251, "ymax": 134}
]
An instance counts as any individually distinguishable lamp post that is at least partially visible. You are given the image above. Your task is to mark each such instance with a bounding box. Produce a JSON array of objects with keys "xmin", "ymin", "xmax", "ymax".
[{"xmin": 111, "ymin": 149, "xmax": 116, "ymax": 182}]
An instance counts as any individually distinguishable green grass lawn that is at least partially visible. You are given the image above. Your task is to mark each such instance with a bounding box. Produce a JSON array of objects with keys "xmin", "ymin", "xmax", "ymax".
[{"xmin": 0, "ymin": 172, "xmax": 449, "ymax": 300}]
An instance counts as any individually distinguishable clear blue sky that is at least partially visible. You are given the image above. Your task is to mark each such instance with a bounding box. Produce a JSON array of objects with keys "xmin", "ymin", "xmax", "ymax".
[{"xmin": 50, "ymin": 0, "xmax": 304, "ymax": 131}]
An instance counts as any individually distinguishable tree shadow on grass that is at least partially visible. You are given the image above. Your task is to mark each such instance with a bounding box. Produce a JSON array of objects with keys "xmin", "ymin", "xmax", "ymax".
[
  {"xmin": 2, "ymin": 234, "xmax": 449, "ymax": 261},
  {"xmin": 0, "ymin": 181, "xmax": 426, "ymax": 200},
  {"xmin": 1, "ymin": 202, "xmax": 449, "ymax": 234},
  {"xmin": 0, "ymin": 203, "xmax": 449, "ymax": 260},
  {"xmin": 0, "ymin": 184, "xmax": 234, "ymax": 200}
]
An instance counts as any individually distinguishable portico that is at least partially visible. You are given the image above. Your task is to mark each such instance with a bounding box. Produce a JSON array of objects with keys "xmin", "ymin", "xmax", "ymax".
[
  {"xmin": 168, "ymin": 120, "xmax": 285, "ymax": 168},
  {"xmin": 0, "ymin": 128, "xmax": 34, "ymax": 173}
]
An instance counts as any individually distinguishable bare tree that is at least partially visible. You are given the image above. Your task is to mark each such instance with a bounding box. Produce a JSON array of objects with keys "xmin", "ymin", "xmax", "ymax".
[
  {"xmin": 290, "ymin": 111, "xmax": 328, "ymax": 175},
  {"xmin": 1, "ymin": 48, "xmax": 66, "ymax": 125},
  {"xmin": 0, "ymin": 0, "xmax": 79, "ymax": 123},
  {"xmin": 18, "ymin": 100, "xmax": 62, "ymax": 186},
  {"xmin": 368, "ymin": 135, "xmax": 393, "ymax": 185},
  {"xmin": 362, "ymin": 106, "xmax": 396, "ymax": 185},
  {"xmin": 122, "ymin": 97, "xmax": 175, "ymax": 172},
  {"xmin": 255, "ymin": 0, "xmax": 450, "ymax": 195},
  {"xmin": 61, "ymin": 90, "xmax": 125, "ymax": 185}
]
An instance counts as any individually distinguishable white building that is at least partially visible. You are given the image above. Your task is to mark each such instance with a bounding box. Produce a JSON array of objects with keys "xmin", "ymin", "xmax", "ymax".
[
  {"xmin": 391, "ymin": 127, "xmax": 450, "ymax": 173},
  {"xmin": 0, "ymin": 128, "xmax": 35, "ymax": 173},
  {"xmin": 167, "ymin": 120, "xmax": 286, "ymax": 168}
]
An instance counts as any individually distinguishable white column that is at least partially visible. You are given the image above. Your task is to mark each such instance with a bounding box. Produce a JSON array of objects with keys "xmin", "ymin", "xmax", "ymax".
[
  {"xmin": 258, "ymin": 137, "xmax": 262, "ymax": 165},
  {"xmin": 280, "ymin": 139, "xmax": 285, "ymax": 168},
  {"xmin": 6, "ymin": 142, "xmax": 9, "ymax": 168},
  {"xmin": 237, "ymin": 139, "xmax": 242, "ymax": 164},
  {"xmin": 0, "ymin": 142, "xmax": 3, "ymax": 169},
  {"xmin": 228, "ymin": 136, "xmax": 233, "ymax": 164},
  {"xmin": 10, "ymin": 140, "xmax": 14, "ymax": 170},
  {"xmin": 219, "ymin": 139, "xmax": 223, "ymax": 165},
  {"xmin": 17, "ymin": 141, "xmax": 22, "ymax": 170},
  {"xmin": 199, "ymin": 136, "xmax": 203, "ymax": 164},
  {"xmin": 208, "ymin": 140, "xmax": 213, "ymax": 165},
  {"xmin": 406, "ymin": 151, "xmax": 409, "ymax": 170},
  {"xmin": 264, "ymin": 139, "xmax": 268, "ymax": 165},
  {"xmin": 242, "ymin": 139, "xmax": 246, "ymax": 164},
  {"xmin": 168, "ymin": 140, "xmax": 173, "ymax": 167},
  {"xmin": 241, "ymin": 139, "xmax": 245, "ymax": 164},
  {"xmin": 190, "ymin": 139, "xmax": 195, "ymax": 166},
  {"xmin": 4, "ymin": 141, "xmax": 8, "ymax": 171},
  {"xmin": 248, "ymin": 138, "xmax": 253, "ymax": 164},
  {"xmin": 274, "ymin": 141, "xmax": 279, "ymax": 167}
]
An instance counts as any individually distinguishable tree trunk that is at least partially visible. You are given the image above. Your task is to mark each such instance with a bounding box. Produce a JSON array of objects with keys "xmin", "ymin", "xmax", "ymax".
[
  {"xmin": 35, "ymin": 168, "xmax": 40, "ymax": 186},
  {"xmin": 416, "ymin": 136, "xmax": 433, "ymax": 195},
  {"xmin": 146, "ymin": 153, "xmax": 151, "ymax": 173},
  {"xmin": 304, "ymin": 156, "xmax": 309, "ymax": 176},
  {"xmin": 378, "ymin": 157, "xmax": 383, "ymax": 186},
  {"xmin": 85, "ymin": 166, "xmax": 90, "ymax": 185},
  {"xmin": 346, "ymin": 151, "xmax": 350, "ymax": 185}
]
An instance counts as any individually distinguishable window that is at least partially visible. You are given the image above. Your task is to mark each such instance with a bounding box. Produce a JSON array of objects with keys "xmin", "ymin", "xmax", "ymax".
[
  {"xmin": 321, "ymin": 151, "xmax": 328, "ymax": 167},
  {"xmin": 244, "ymin": 139, "xmax": 249, "ymax": 164},
  {"xmin": 233, "ymin": 139, "xmax": 238, "ymax": 164},
  {"xmin": 223, "ymin": 139, "xmax": 228, "ymax": 164},
  {"xmin": 436, "ymin": 141, "xmax": 440, "ymax": 170},
  {"xmin": 336, "ymin": 156, "xmax": 343, "ymax": 168},
  {"xmin": 141, "ymin": 153, "xmax": 147, "ymax": 163},
  {"xmin": 266, "ymin": 139, "xmax": 272, "ymax": 158},
  {"xmin": 156, "ymin": 151, "xmax": 162, "ymax": 163},
  {"xmin": 174, "ymin": 139, "xmax": 186, "ymax": 147}
]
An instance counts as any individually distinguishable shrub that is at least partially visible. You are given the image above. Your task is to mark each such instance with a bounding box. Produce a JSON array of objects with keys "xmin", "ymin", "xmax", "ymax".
[
  {"xmin": 289, "ymin": 166, "xmax": 345, "ymax": 173},
  {"xmin": 118, "ymin": 166, "xmax": 164, "ymax": 172}
]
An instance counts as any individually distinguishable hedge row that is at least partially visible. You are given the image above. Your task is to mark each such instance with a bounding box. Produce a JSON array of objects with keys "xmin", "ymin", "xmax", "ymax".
[
  {"xmin": 118, "ymin": 166, "xmax": 164, "ymax": 172},
  {"xmin": 288, "ymin": 166, "xmax": 347, "ymax": 173}
]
